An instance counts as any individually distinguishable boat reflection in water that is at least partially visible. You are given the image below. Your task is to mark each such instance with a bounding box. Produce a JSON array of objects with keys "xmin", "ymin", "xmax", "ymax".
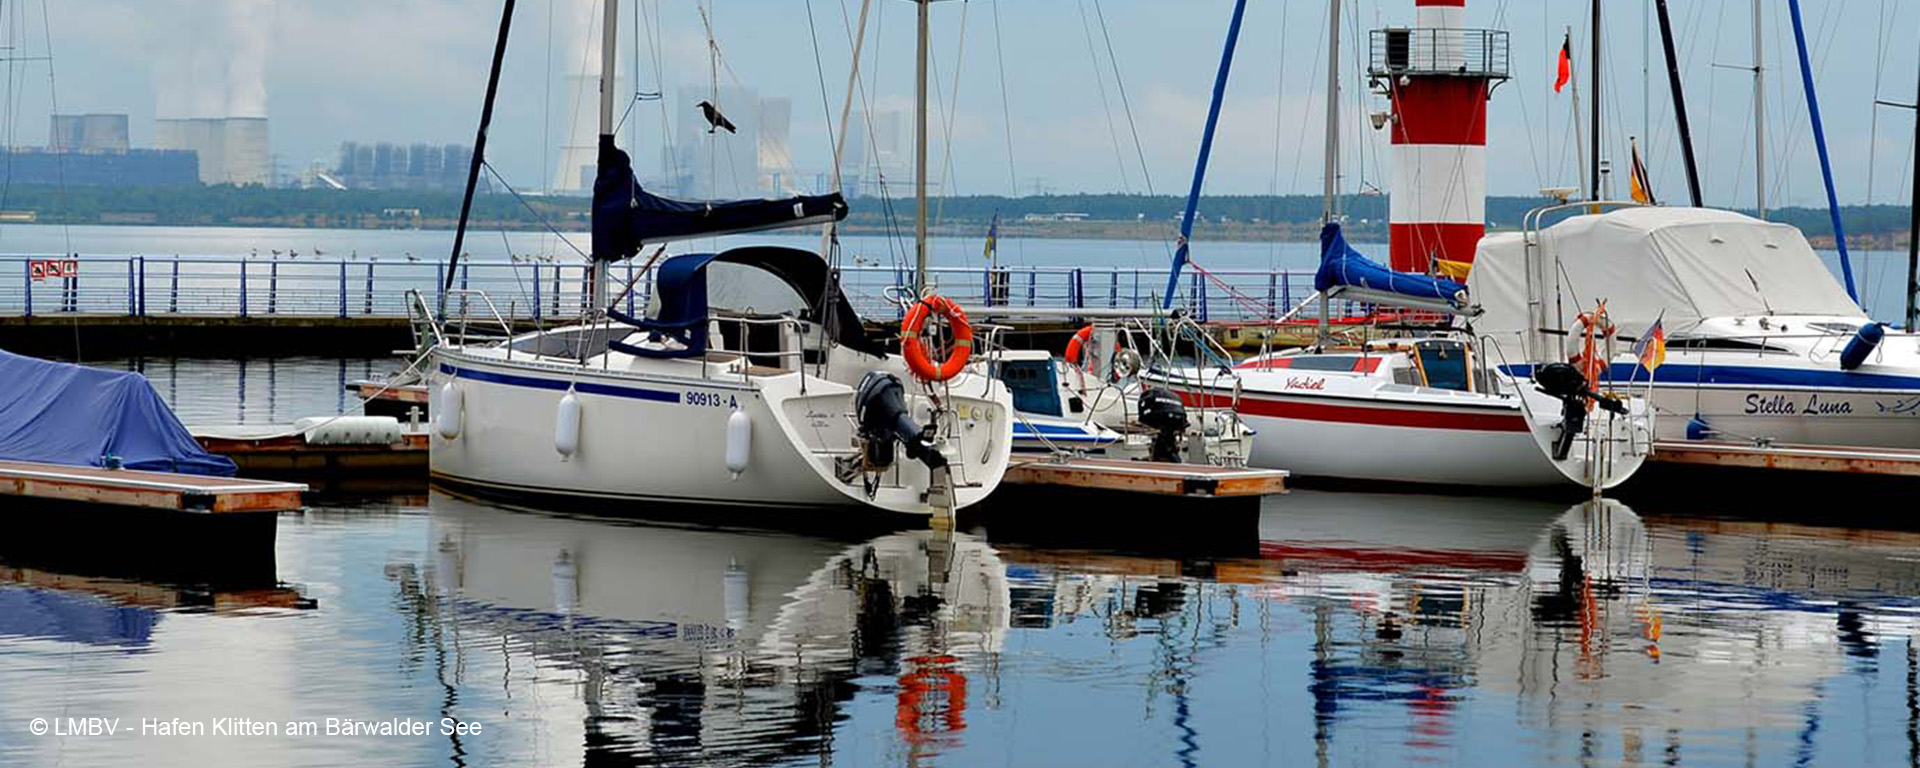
[{"xmin": 404, "ymin": 490, "xmax": 1920, "ymax": 767}]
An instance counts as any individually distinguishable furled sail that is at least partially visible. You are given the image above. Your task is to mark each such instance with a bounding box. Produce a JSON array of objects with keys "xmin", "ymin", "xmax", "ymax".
[
  {"xmin": 1314, "ymin": 222, "xmax": 1471, "ymax": 311},
  {"xmin": 591, "ymin": 136, "xmax": 848, "ymax": 262}
]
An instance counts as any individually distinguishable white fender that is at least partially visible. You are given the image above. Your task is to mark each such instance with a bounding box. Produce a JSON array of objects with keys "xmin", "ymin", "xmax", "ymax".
[
  {"xmin": 725, "ymin": 408, "xmax": 752, "ymax": 478},
  {"xmin": 555, "ymin": 389, "xmax": 581, "ymax": 458},
  {"xmin": 436, "ymin": 382, "xmax": 464, "ymax": 439}
]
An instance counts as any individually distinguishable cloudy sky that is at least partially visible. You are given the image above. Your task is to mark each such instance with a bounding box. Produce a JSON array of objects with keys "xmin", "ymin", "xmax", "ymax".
[{"xmin": 23, "ymin": 0, "xmax": 1920, "ymax": 208}]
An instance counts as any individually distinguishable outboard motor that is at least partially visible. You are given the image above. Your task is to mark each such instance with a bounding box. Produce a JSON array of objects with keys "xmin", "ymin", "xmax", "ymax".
[
  {"xmin": 854, "ymin": 372, "xmax": 947, "ymax": 471},
  {"xmin": 1840, "ymin": 322, "xmax": 1885, "ymax": 371},
  {"xmin": 1532, "ymin": 362, "xmax": 1628, "ymax": 461},
  {"xmin": 1137, "ymin": 387, "xmax": 1190, "ymax": 463}
]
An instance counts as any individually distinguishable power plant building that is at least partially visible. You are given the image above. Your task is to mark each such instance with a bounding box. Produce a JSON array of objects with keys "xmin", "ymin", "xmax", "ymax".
[
  {"xmin": 49, "ymin": 114, "xmax": 130, "ymax": 153},
  {"xmin": 154, "ymin": 117, "xmax": 272, "ymax": 186},
  {"xmin": 331, "ymin": 140, "xmax": 478, "ymax": 191}
]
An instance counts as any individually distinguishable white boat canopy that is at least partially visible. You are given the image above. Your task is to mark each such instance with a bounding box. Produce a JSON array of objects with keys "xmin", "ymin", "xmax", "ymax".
[{"xmin": 1469, "ymin": 207, "xmax": 1864, "ymax": 342}]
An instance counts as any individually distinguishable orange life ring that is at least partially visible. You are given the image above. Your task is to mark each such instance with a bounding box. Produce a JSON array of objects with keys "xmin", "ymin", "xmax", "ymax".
[
  {"xmin": 1064, "ymin": 324, "xmax": 1095, "ymax": 367},
  {"xmin": 1568, "ymin": 303, "xmax": 1615, "ymax": 407},
  {"xmin": 901, "ymin": 294, "xmax": 973, "ymax": 382}
]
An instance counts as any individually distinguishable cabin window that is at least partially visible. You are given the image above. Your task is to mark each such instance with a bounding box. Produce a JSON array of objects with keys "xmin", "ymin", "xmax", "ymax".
[
  {"xmin": 999, "ymin": 359, "xmax": 1063, "ymax": 417},
  {"xmin": 1415, "ymin": 342, "xmax": 1472, "ymax": 392},
  {"xmin": 1285, "ymin": 355, "xmax": 1371, "ymax": 372},
  {"xmin": 1669, "ymin": 337, "xmax": 1790, "ymax": 354}
]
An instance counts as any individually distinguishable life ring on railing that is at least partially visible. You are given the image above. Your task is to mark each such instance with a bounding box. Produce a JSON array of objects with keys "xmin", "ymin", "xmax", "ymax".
[
  {"xmin": 1064, "ymin": 325, "xmax": 1095, "ymax": 367},
  {"xmin": 1567, "ymin": 303, "xmax": 1615, "ymax": 400},
  {"xmin": 901, "ymin": 294, "xmax": 973, "ymax": 382}
]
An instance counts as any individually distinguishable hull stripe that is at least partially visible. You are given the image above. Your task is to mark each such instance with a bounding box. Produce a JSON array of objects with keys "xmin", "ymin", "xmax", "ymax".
[
  {"xmin": 441, "ymin": 363, "xmax": 681, "ymax": 403},
  {"xmin": 1503, "ymin": 362, "xmax": 1920, "ymax": 391},
  {"xmin": 1185, "ymin": 391, "xmax": 1529, "ymax": 433}
]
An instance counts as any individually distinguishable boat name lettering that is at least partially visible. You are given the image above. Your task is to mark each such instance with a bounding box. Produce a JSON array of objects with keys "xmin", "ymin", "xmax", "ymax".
[
  {"xmin": 1285, "ymin": 376, "xmax": 1326, "ymax": 391},
  {"xmin": 1743, "ymin": 393, "xmax": 1854, "ymax": 417},
  {"xmin": 685, "ymin": 390, "xmax": 738, "ymax": 409},
  {"xmin": 1877, "ymin": 396, "xmax": 1920, "ymax": 415}
]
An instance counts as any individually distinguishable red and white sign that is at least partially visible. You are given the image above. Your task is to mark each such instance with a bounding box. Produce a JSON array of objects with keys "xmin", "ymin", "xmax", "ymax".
[{"xmin": 28, "ymin": 259, "xmax": 78, "ymax": 282}]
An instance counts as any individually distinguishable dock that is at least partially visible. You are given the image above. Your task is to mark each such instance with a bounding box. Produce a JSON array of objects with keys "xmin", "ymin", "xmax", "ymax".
[
  {"xmin": 1649, "ymin": 440, "xmax": 1920, "ymax": 477},
  {"xmin": 194, "ymin": 422, "xmax": 428, "ymax": 474},
  {"xmin": 0, "ymin": 459, "xmax": 305, "ymax": 513},
  {"xmin": 1003, "ymin": 456, "xmax": 1289, "ymax": 498},
  {"xmin": 348, "ymin": 379, "xmax": 431, "ymax": 419}
]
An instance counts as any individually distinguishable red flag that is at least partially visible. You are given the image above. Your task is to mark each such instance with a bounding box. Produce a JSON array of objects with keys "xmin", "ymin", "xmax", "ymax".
[{"xmin": 1553, "ymin": 35, "xmax": 1572, "ymax": 94}]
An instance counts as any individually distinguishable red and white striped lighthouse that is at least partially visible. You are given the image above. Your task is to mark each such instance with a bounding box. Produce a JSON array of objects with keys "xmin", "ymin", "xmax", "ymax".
[{"xmin": 1371, "ymin": 0, "xmax": 1509, "ymax": 275}]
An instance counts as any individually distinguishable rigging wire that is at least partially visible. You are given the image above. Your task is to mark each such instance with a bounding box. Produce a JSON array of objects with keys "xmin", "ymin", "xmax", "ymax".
[
  {"xmin": 989, "ymin": 0, "xmax": 1024, "ymax": 265},
  {"xmin": 1090, "ymin": 0, "xmax": 1156, "ymax": 198},
  {"xmin": 803, "ymin": 0, "xmax": 840, "ymax": 195},
  {"xmin": 1075, "ymin": 0, "xmax": 1133, "ymax": 195},
  {"xmin": 483, "ymin": 162, "xmax": 591, "ymax": 260}
]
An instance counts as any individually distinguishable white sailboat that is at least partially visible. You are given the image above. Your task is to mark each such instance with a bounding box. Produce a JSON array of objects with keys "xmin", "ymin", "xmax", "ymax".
[{"xmin": 422, "ymin": 0, "xmax": 1013, "ymax": 516}]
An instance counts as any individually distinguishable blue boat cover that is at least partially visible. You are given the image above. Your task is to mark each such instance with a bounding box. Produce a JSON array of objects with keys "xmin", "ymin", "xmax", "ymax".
[
  {"xmin": 0, "ymin": 350, "xmax": 237, "ymax": 476},
  {"xmin": 608, "ymin": 252, "xmax": 716, "ymax": 359},
  {"xmin": 1313, "ymin": 222, "xmax": 1469, "ymax": 307},
  {"xmin": 592, "ymin": 136, "xmax": 847, "ymax": 262}
]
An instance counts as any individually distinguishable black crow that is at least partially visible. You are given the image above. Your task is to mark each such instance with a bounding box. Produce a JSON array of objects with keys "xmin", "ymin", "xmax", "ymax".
[{"xmin": 697, "ymin": 100, "xmax": 737, "ymax": 134}]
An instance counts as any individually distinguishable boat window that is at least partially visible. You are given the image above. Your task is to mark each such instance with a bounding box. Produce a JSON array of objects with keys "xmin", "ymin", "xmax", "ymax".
[
  {"xmin": 1416, "ymin": 343, "xmax": 1471, "ymax": 392},
  {"xmin": 1284, "ymin": 355, "xmax": 1373, "ymax": 372},
  {"xmin": 1670, "ymin": 337, "xmax": 1790, "ymax": 354},
  {"xmin": 647, "ymin": 261, "xmax": 810, "ymax": 319},
  {"xmin": 1807, "ymin": 322, "xmax": 1862, "ymax": 335},
  {"xmin": 998, "ymin": 359, "xmax": 1063, "ymax": 417}
]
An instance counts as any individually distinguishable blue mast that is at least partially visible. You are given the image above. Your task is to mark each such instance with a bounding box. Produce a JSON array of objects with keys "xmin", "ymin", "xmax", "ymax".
[
  {"xmin": 1162, "ymin": 0, "xmax": 1249, "ymax": 310},
  {"xmin": 1786, "ymin": 0, "xmax": 1859, "ymax": 303}
]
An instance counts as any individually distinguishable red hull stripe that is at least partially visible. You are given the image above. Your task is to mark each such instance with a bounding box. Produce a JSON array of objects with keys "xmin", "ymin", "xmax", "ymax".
[
  {"xmin": 1415, "ymin": 0, "xmax": 1467, "ymax": 6},
  {"xmin": 1185, "ymin": 391, "xmax": 1529, "ymax": 433},
  {"xmin": 1390, "ymin": 79, "xmax": 1490, "ymax": 145},
  {"xmin": 1389, "ymin": 222, "xmax": 1483, "ymax": 274}
]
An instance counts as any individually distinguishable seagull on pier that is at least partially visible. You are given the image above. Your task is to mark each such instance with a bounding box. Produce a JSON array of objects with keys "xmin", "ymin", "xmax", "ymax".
[
  {"xmin": 697, "ymin": 100, "xmax": 737, "ymax": 134},
  {"xmin": 313, "ymin": 247, "xmax": 325, "ymax": 256},
  {"xmin": 249, "ymin": 248, "xmax": 258, "ymax": 259},
  {"xmin": 271, "ymin": 249, "xmax": 282, "ymax": 257},
  {"xmin": 407, "ymin": 253, "xmax": 421, "ymax": 263}
]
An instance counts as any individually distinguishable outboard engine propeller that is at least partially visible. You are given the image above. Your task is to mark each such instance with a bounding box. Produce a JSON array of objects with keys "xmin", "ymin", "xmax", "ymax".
[
  {"xmin": 854, "ymin": 372, "xmax": 947, "ymax": 471},
  {"xmin": 1137, "ymin": 387, "xmax": 1190, "ymax": 463},
  {"xmin": 1532, "ymin": 362, "xmax": 1628, "ymax": 461}
]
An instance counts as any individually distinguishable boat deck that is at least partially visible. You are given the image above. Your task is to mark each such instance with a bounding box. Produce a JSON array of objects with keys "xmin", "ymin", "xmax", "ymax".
[
  {"xmin": 1650, "ymin": 440, "xmax": 1920, "ymax": 477},
  {"xmin": 0, "ymin": 459, "xmax": 306, "ymax": 513},
  {"xmin": 1004, "ymin": 457, "xmax": 1288, "ymax": 498}
]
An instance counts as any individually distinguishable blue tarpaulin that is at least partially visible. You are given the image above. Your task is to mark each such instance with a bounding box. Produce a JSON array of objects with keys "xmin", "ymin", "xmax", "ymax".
[
  {"xmin": 1313, "ymin": 222, "xmax": 1469, "ymax": 307},
  {"xmin": 0, "ymin": 350, "xmax": 236, "ymax": 476}
]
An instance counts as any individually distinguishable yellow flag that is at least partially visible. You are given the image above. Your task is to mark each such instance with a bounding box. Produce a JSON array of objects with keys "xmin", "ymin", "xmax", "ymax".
[{"xmin": 1629, "ymin": 138, "xmax": 1655, "ymax": 205}]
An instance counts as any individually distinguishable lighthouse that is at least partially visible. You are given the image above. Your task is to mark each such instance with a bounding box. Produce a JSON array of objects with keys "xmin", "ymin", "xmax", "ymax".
[{"xmin": 1368, "ymin": 0, "xmax": 1509, "ymax": 276}]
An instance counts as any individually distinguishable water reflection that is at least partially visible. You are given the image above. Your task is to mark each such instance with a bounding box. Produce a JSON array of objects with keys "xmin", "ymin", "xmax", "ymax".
[{"xmin": 5, "ymin": 490, "xmax": 1920, "ymax": 766}]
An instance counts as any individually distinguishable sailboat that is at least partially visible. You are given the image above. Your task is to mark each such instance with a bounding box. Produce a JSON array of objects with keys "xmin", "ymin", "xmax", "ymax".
[
  {"xmin": 420, "ymin": 0, "xmax": 1014, "ymax": 516},
  {"xmin": 1151, "ymin": 0, "xmax": 1650, "ymax": 490}
]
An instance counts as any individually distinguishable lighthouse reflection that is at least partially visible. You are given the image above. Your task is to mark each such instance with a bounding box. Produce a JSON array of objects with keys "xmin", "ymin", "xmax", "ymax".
[{"xmin": 392, "ymin": 490, "xmax": 1920, "ymax": 767}]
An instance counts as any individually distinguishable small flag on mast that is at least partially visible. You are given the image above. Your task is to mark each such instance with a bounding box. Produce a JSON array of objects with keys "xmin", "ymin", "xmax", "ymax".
[
  {"xmin": 1554, "ymin": 34, "xmax": 1573, "ymax": 94},
  {"xmin": 1629, "ymin": 137, "xmax": 1656, "ymax": 205},
  {"xmin": 1633, "ymin": 312, "xmax": 1667, "ymax": 373},
  {"xmin": 983, "ymin": 213, "xmax": 999, "ymax": 266}
]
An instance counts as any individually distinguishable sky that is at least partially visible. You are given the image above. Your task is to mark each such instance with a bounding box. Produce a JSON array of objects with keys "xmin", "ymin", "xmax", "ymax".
[{"xmin": 15, "ymin": 0, "xmax": 1920, "ymax": 209}]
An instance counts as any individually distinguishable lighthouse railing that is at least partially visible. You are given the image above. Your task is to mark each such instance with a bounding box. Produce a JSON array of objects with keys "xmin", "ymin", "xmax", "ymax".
[{"xmin": 1368, "ymin": 28, "xmax": 1509, "ymax": 81}]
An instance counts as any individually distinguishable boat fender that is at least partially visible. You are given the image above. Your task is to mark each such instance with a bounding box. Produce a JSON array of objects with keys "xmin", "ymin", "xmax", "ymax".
[
  {"xmin": 1839, "ymin": 322, "xmax": 1885, "ymax": 371},
  {"xmin": 298, "ymin": 415, "xmax": 404, "ymax": 445},
  {"xmin": 855, "ymin": 371, "xmax": 948, "ymax": 470},
  {"xmin": 437, "ymin": 383, "xmax": 464, "ymax": 440},
  {"xmin": 1685, "ymin": 414, "xmax": 1714, "ymax": 441},
  {"xmin": 725, "ymin": 408, "xmax": 752, "ymax": 478},
  {"xmin": 555, "ymin": 389, "xmax": 581, "ymax": 458}
]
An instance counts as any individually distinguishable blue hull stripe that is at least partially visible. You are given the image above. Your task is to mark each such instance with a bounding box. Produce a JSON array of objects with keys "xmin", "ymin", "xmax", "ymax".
[
  {"xmin": 1012, "ymin": 422, "xmax": 1117, "ymax": 444},
  {"xmin": 1504, "ymin": 362, "xmax": 1920, "ymax": 391},
  {"xmin": 442, "ymin": 363, "xmax": 681, "ymax": 403}
]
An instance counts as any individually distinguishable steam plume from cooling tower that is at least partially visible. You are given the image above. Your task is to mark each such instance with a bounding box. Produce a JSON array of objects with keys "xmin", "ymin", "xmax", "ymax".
[{"xmin": 155, "ymin": 0, "xmax": 271, "ymax": 119}]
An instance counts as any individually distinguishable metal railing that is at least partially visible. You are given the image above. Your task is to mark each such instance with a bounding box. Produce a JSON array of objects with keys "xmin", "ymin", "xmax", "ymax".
[
  {"xmin": 0, "ymin": 255, "xmax": 1362, "ymax": 325},
  {"xmin": 1368, "ymin": 28, "xmax": 1510, "ymax": 80}
]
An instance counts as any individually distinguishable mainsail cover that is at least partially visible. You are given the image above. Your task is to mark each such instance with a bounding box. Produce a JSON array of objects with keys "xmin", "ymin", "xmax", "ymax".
[
  {"xmin": 1314, "ymin": 222, "xmax": 1470, "ymax": 308},
  {"xmin": 0, "ymin": 349, "xmax": 237, "ymax": 476},
  {"xmin": 592, "ymin": 136, "xmax": 848, "ymax": 262}
]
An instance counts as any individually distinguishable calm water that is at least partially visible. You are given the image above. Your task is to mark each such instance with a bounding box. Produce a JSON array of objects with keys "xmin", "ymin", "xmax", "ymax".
[{"xmin": 5, "ymin": 361, "xmax": 1920, "ymax": 766}]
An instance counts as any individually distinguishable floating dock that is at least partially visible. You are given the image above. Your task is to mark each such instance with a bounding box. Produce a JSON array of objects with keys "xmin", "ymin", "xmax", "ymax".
[
  {"xmin": 346, "ymin": 379, "xmax": 431, "ymax": 419},
  {"xmin": 1649, "ymin": 440, "xmax": 1920, "ymax": 477},
  {"xmin": 1003, "ymin": 457, "xmax": 1288, "ymax": 498},
  {"xmin": 0, "ymin": 459, "xmax": 305, "ymax": 513},
  {"xmin": 195, "ymin": 423, "xmax": 428, "ymax": 474}
]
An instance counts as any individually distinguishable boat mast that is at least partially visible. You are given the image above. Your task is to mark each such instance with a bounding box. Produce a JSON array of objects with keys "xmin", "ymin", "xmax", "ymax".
[
  {"xmin": 1786, "ymin": 0, "xmax": 1859, "ymax": 303},
  {"xmin": 914, "ymin": 0, "xmax": 930, "ymax": 295},
  {"xmin": 1317, "ymin": 0, "xmax": 1340, "ymax": 345},
  {"xmin": 1160, "ymin": 0, "xmax": 1249, "ymax": 311},
  {"xmin": 1590, "ymin": 0, "xmax": 1601, "ymax": 202},
  {"xmin": 1910, "ymin": 49, "xmax": 1920, "ymax": 329},
  {"xmin": 444, "ymin": 0, "xmax": 518, "ymax": 304},
  {"xmin": 1567, "ymin": 28, "xmax": 1588, "ymax": 199},
  {"xmin": 589, "ymin": 0, "xmax": 618, "ymax": 310},
  {"xmin": 1752, "ymin": 0, "xmax": 1766, "ymax": 219},
  {"xmin": 1654, "ymin": 0, "xmax": 1703, "ymax": 206}
]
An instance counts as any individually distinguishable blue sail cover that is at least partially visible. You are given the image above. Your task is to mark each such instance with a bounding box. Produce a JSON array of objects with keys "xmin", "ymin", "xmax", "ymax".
[
  {"xmin": 0, "ymin": 350, "xmax": 237, "ymax": 476},
  {"xmin": 592, "ymin": 136, "xmax": 848, "ymax": 262},
  {"xmin": 1313, "ymin": 222, "xmax": 1469, "ymax": 307}
]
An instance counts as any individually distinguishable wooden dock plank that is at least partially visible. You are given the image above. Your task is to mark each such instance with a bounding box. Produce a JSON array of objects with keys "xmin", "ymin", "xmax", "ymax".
[
  {"xmin": 0, "ymin": 460, "xmax": 305, "ymax": 513},
  {"xmin": 1651, "ymin": 441, "xmax": 1920, "ymax": 477},
  {"xmin": 1004, "ymin": 457, "xmax": 1288, "ymax": 498}
]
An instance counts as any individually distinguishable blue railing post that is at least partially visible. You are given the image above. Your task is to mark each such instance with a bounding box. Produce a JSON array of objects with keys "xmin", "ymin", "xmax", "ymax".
[
  {"xmin": 1109, "ymin": 271, "xmax": 1119, "ymax": 308},
  {"xmin": 22, "ymin": 260, "xmax": 30, "ymax": 318},
  {"xmin": 1026, "ymin": 270, "xmax": 1037, "ymax": 307},
  {"xmin": 239, "ymin": 260, "xmax": 249, "ymax": 318},
  {"xmin": 532, "ymin": 263, "xmax": 543, "ymax": 322},
  {"xmin": 125, "ymin": 259, "xmax": 136, "ymax": 316},
  {"xmin": 337, "ymin": 262, "xmax": 348, "ymax": 318},
  {"xmin": 268, "ymin": 259, "xmax": 279, "ymax": 314},
  {"xmin": 434, "ymin": 263, "xmax": 446, "ymax": 320},
  {"xmin": 364, "ymin": 263, "xmax": 375, "ymax": 315},
  {"xmin": 169, "ymin": 260, "xmax": 179, "ymax": 314},
  {"xmin": 553, "ymin": 265, "xmax": 563, "ymax": 316},
  {"xmin": 1282, "ymin": 272, "xmax": 1293, "ymax": 315},
  {"xmin": 136, "ymin": 257, "xmax": 146, "ymax": 316},
  {"xmin": 1190, "ymin": 272, "xmax": 1206, "ymax": 323},
  {"xmin": 1071, "ymin": 269, "xmax": 1084, "ymax": 309},
  {"xmin": 625, "ymin": 261, "xmax": 636, "ymax": 316},
  {"xmin": 981, "ymin": 267, "xmax": 992, "ymax": 307},
  {"xmin": 1266, "ymin": 273, "xmax": 1277, "ymax": 319}
]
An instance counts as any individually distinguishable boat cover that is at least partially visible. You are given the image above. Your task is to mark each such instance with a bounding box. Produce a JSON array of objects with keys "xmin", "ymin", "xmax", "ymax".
[
  {"xmin": 592, "ymin": 136, "xmax": 848, "ymax": 262},
  {"xmin": 1314, "ymin": 222, "xmax": 1470, "ymax": 307},
  {"xmin": 1468, "ymin": 207, "xmax": 1865, "ymax": 340},
  {"xmin": 0, "ymin": 350, "xmax": 237, "ymax": 476}
]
